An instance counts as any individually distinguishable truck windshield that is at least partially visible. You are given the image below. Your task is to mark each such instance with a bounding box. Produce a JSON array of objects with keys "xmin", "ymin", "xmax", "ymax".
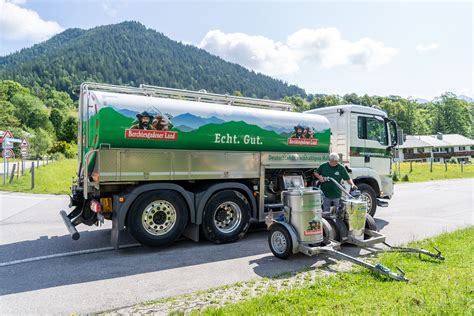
[{"xmin": 358, "ymin": 116, "xmax": 388, "ymax": 145}]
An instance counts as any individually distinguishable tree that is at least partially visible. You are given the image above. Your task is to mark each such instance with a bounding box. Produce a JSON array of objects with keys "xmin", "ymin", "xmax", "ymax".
[
  {"xmin": 49, "ymin": 108, "xmax": 65, "ymax": 136},
  {"xmin": 9, "ymin": 93, "xmax": 50, "ymax": 130},
  {"xmin": 0, "ymin": 80, "xmax": 29, "ymax": 101},
  {"xmin": 343, "ymin": 93, "xmax": 360, "ymax": 105},
  {"xmin": 31, "ymin": 128, "xmax": 53, "ymax": 158},
  {"xmin": 309, "ymin": 95, "xmax": 341, "ymax": 109},
  {"xmin": 431, "ymin": 93, "xmax": 472, "ymax": 136},
  {"xmin": 0, "ymin": 100, "xmax": 20, "ymax": 130},
  {"xmin": 283, "ymin": 95, "xmax": 309, "ymax": 112},
  {"xmin": 46, "ymin": 90, "xmax": 74, "ymax": 110},
  {"xmin": 59, "ymin": 116, "xmax": 78, "ymax": 143}
]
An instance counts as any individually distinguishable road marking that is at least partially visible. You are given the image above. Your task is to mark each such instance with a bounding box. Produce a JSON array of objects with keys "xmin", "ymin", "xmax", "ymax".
[{"xmin": 0, "ymin": 243, "xmax": 140, "ymax": 267}]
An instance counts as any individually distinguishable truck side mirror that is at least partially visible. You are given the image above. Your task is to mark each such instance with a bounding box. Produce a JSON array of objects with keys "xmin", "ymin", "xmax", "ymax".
[{"xmin": 397, "ymin": 129, "xmax": 404, "ymax": 146}]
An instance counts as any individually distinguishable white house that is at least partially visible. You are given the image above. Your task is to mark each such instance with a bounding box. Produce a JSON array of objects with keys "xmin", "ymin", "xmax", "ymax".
[{"xmin": 398, "ymin": 133, "xmax": 474, "ymax": 163}]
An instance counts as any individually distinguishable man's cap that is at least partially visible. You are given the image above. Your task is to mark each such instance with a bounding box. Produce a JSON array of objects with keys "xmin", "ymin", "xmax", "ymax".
[{"xmin": 136, "ymin": 111, "xmax": 153, "ymax": 119}]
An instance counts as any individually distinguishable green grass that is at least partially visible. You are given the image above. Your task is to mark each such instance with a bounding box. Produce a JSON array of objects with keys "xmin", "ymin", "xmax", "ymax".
[
  {"xmin": 0, "ymin": 159, "xmax": 76, "ymax": 194},
  {"xmin": 394, "ymin": 162, "xmax": 474, "ymax": 182},
  {"xmin": 201, "ymin": 227, "xmax": 474, "ymax": 315}
]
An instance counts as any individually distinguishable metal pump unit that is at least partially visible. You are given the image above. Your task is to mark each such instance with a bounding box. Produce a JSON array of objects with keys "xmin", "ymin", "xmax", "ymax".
[
  {"xmin": 323, "ymin": 177, "xmax": 445, "ymax": 261},
  {"xmin": 266, "ymin": 176, "xmax": 409, "ymax": 282}
]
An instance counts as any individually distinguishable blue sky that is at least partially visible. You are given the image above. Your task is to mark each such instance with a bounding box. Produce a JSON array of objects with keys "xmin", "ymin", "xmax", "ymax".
[{"xmin": 0, "ymin": 0, "xmax": 472, "ymax": 99}]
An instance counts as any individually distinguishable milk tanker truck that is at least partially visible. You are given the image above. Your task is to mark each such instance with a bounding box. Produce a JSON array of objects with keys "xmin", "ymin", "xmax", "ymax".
[{"xmin": 61, "ymin": 82, "xmax": 401, "ymax": 248}]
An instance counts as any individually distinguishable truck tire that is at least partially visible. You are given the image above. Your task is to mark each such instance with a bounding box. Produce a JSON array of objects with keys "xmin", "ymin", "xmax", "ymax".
[
  {"xmin": 127, "ymin": 190, "xmax": 188, "ymax": 247},
  {"xmin": 201, "ymin": 190, "xmax": 251, "ymax": 244},
  {"xmin": 268, "ymin": 223, "xmax": 293, "ymax": 259},
  {"xmin": 358, "ymin": 183, "xmax": 377, "ymax": 217}
]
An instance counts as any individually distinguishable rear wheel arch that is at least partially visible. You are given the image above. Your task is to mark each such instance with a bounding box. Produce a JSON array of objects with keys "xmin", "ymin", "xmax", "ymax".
[{"xmin": 354, "ymin": 177, "xmax": 381, "ymax": 196}]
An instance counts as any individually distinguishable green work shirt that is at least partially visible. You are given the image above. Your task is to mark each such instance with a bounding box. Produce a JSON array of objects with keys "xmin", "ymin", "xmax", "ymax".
[{"xmin": 316, "ymin": 162, "xmax": 350, "ymax": 198}]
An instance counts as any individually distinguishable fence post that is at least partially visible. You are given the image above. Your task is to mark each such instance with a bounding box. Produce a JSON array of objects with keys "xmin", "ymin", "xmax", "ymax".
[
  {"xmin": 46, "ymin": 156, "xmax": 49, "ymax": 165},
  {"xmin": 410, "ymin": 161, "xmax": 413, "ymax": 173},
  {"xmin": 461, "ymin": 163, "xmax": 464, "ymax": 173},
  {"xmin": 31, "ymin": 162, "xmax": 35, "ymax": 189},
  {"xmin": 430, "ymin": 159, "xmax": 433, "ymax": 173},
  {"xmin": 444, "ymin": 162, "xmax": 447, "ymax": 172},
  {"xmin": 37, "ymin": 158, "xmax": 39, "ymax": 169},
  {"xmin": 16, "ymin": 162, "xmax": 19, "ymax": 179},
  {"xmin": 9, "ymin": 164, "xmax": 16, "ymax": 184}
]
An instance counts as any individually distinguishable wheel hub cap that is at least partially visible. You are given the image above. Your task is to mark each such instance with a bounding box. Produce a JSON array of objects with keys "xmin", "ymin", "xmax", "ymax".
[
  {"xmin": 142, "ymin": 200, "xmax": 177, "ymax": 236},
  {"xmin": 213, "ymin": 202, "xmax": 242, "ymax": 234},
  {"xmin": 271, "ymin": 231, "xmax": 287, "ymax": 254}
]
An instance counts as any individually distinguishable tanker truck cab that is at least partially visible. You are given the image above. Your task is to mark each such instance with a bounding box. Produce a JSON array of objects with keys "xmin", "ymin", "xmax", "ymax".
[{"xmin": 305, "ymin": 105, "xmax": 401, "ymax": 216}]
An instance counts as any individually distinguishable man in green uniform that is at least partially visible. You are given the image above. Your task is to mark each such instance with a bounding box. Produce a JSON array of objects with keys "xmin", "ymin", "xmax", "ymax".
[{"xmin": 314, "ymin": 152, "xmax": 357, "ymax": 213}]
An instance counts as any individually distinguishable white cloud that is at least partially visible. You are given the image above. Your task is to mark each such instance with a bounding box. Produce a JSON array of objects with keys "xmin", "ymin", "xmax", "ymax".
[
  {"xmin": 102, "ymin": 1, "xmax": 118, "ymax": 18},
  {"xmin": 416, "ymin": 42, "xmax": 440, "ymax": 55},
  {"xmin": 8, "ymin": 0, "xmax": 27, "ymax": 4},
  {"xmin": 0, "ymin": 0, "xmax": 63, "ymax": 41},
  {"xmin": 200, "ymin": 30, "xmax": 299, "ymax": 76},
  {"xmin": 199, "ymin": 28, "xmax": 399, "ymax": 76}
]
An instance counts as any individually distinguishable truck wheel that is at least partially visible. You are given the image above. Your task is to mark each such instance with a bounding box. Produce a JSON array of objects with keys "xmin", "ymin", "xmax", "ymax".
[
  {"xmin": 201, "ymin": 190, "xmax": 250, "ymax": 244},
  {"xmin": 358, "ymin": 183, "xmax": 377, "ymax": 217},
  {"xmin": 268, "ymin": 223, "xmax": 292, "ymax": 259},
  {"xmin": 127, "ymin": 190, "xmax": 188, "ymax": 247}
]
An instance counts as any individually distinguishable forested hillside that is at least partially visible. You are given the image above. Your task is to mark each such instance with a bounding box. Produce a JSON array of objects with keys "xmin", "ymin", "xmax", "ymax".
[{"xmin": 0, "ymin": 21, "xmax": 305, "ymax": 99}]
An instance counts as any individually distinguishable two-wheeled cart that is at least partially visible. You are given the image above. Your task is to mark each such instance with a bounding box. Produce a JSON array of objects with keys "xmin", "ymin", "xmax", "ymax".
[{"xmin": 266, "ymin": 176, "xmax": 444, "ymax": 282}]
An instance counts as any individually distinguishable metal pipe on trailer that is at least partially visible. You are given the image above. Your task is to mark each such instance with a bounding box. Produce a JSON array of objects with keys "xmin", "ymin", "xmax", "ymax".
[{"xmin": 296, "ymin": 239, "xmax": 408, "ymax": 282}]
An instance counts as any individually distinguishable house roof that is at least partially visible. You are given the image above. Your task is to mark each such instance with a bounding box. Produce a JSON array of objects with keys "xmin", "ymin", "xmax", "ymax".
[
  {"xmin": 401, "ymin": 136, "xmax": 433, "ymax": 148},
  {"xmin": 440, "ymin": 134, "xmax": 474, "ymax": 146},
  {"xmin": 400, "ymin": 134, "xmax": 474, "ymax": 148}
]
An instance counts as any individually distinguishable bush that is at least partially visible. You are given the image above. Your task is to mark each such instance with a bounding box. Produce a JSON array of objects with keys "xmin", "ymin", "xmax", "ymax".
[
  {"xmin": 392, "ymin": 173, "xmax": 399, "ymax": 182},
  {"xmin": 51, "ymin": 152, "xmax": 65, "ymax": 161},
  {"xmin": 402, "ymin": 174, "xmax": 409, "ymax": 182},
  {"xmin": 449, "ymin": 157, "xmax": 458, "ymax": 164},
  {"xmin": 48, "ymin": 141, "xmax": 77, "ymax": 159},
  {"xmin": 30, "ymin": 128, "xmax": 53, "ymax": 158}
]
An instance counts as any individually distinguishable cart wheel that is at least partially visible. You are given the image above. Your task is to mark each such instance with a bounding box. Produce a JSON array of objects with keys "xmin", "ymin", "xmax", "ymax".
[
  {"xmin": 326, "ymin": 218, "xmax": 348, "ymax": 242},
  {"xmin": 322, "ymin": 218, "xmax": 336, "ymax": 241},
  {"xmin": 268, "ymin": 224, "xmax": 293, "ymax": 259},
  {"xmin": 365, "ymin": 214, "xmax": 377, "ymax": 239}
]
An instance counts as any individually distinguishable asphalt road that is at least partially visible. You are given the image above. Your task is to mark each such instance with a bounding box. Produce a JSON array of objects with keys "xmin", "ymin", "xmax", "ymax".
[{"xmin": 0, "ymin": 179, "xmax": 473, "ymax": 314}]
